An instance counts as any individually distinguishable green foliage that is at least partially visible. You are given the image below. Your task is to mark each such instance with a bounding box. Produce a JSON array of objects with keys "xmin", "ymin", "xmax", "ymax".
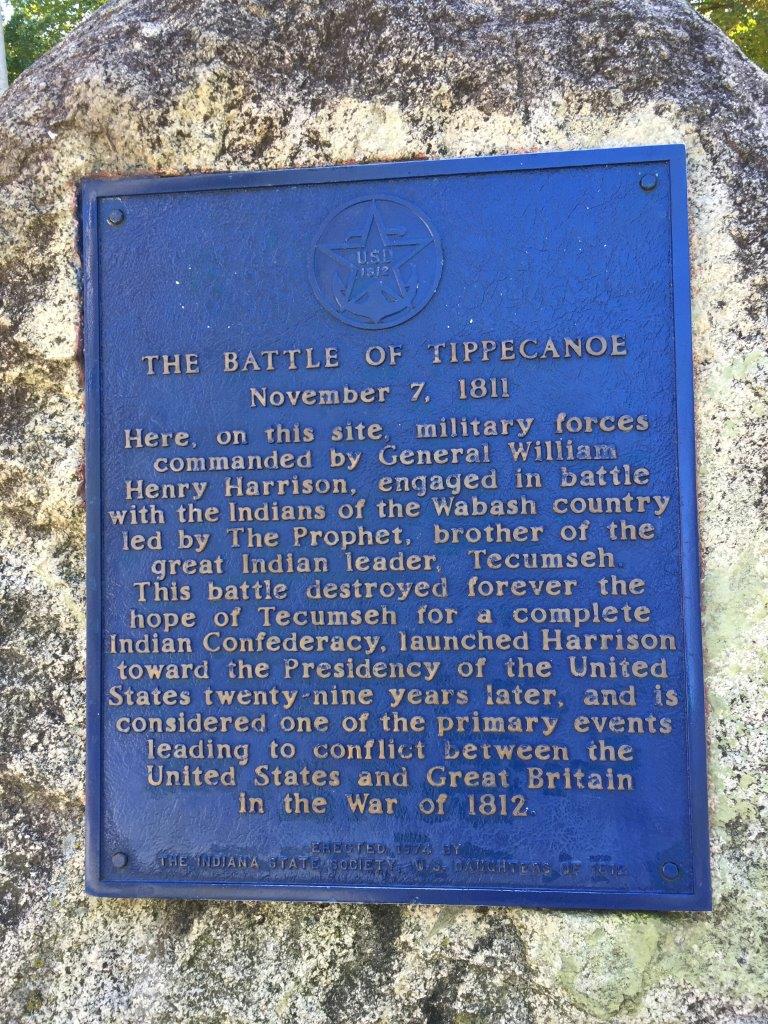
[
  {"xmin": 692, "ymin": 0, "xmax": 768, "ymax": 69},
  {"xmin": 5, "ymin": 0, "xmax": 107, "ymax": 82}
]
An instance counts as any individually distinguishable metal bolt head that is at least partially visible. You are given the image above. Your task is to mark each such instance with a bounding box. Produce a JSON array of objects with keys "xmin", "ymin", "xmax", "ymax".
[
  {"xmin": 661, "ymin": 861, "xmax": 680, "ymax": 880},
  {"xmin": 640, "ymin": 172, "xmax": 658, "ymax": 192},
  {"xmin": 107, "ymin": 208, "xmax": 125, "ymax": 226},
  {"xmin": 112, "ymin": 852, "xmax": 128, "ymax": 868}
]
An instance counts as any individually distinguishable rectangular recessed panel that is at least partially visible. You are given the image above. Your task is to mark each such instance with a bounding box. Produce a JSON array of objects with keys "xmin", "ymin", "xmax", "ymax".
[{"xmin": 82, "ymin": 146, "xmax": 710, "ymax": 910}]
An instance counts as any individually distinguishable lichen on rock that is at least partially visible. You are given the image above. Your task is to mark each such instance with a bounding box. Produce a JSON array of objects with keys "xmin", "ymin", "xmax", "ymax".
[{"xmin": 0, "ymin": 1, "xmax": 767, "ymax": 1022}]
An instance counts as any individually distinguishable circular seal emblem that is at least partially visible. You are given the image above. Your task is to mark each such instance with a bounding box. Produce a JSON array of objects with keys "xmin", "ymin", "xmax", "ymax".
[{"xmin": 310, "ymin": 197, "xmax": 442, "ymax": 329}]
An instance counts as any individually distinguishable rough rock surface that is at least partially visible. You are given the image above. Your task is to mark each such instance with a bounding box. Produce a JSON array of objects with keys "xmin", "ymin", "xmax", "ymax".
[{"xmin": 0, "ymin": 1, "xmax": 767, "ymax": 1021}]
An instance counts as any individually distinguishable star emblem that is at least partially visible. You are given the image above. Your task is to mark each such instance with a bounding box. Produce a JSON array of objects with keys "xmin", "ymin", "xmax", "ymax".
[{"xmin": 317, "ymin": 200, "xmax": 435, "ymax": 324}]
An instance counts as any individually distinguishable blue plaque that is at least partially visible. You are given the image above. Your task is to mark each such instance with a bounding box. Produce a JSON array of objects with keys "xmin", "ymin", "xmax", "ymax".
[{"xmin": 82, "ymin": 146, "xmax": 710, "ymax": 910}]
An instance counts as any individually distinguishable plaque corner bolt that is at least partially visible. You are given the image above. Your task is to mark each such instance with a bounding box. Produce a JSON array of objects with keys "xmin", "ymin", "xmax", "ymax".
[
  {"xmin": 661, "ymin": 860, "xmax": 680, "ymax": 880},
  {"xmin": 106, "ymin": 208, "xmax": 126, "ymax": 227},
  {"xmin": 639, "ymin": 172, "xmax": 658, "ymax": 193},
  {"xmin": 112, "ymin": 852, "xmax": 128, "ymax": 868}
]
